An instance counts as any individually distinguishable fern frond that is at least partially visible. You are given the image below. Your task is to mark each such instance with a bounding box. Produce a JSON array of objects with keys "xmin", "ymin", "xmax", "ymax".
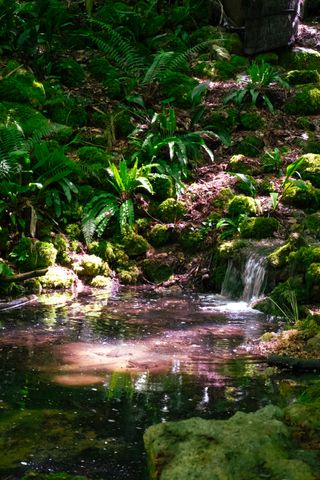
[
  {"xmin": 89, "ymin": 20, "xmax": 145, "ymax": 75},
  {"xmin": 82, "ymin": 192, "xmax": 118, "ymax": 244},
  {"xmin": 119, "ymin": 198, "xmax": 134, "ymax": 232}
]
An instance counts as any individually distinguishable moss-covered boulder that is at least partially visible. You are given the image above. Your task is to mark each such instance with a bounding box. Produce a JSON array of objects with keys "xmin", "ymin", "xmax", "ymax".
[
  {"xmin": 235, "ymin": 135, "xmax": 264, "ymax": 157},
  {"xmin": 239, "ymin": 217, "xmax": 280, "ymax": 239},
  {"xmin": 288, "ymin": 245, "xmax": 320, "ymax": 273},
  {"xmin": 255, "ymin": 276, "xmax": 306, "ymax": 317},
  {"xmin": 39, "ymin": 266, "xmax": 76, "ymax": 289},
  {"xmin": 205, "ymin": 109, "xmax": 239, "ymax": 135},
  {"xmin": 144, "ymin": 404, "xmax": 315, "ymax": 480},
  {"xmin": 148, "ymin": 224, "xmax": 171, "ymax": 247},
  {"xmin": 122, "ymin": 232, "xmax": 150, "ymax": 257},
  {"xmin": 306, "ymin": 262, "xmax": 320, "ymax": 300},
  {"xmin": 142, "ymin": 254, "xmax": 176, "ymax": 283},
  {"xmin": 301, "ymin": 213, "xmax": 320, "ymax": 239},
  {"xmin": 90, "ymin": 275, "xmax": 113, "ymax": 289},
  {"xmin": 280, "ymin": 47, "xmax": 320, "ymax": 72},
  {"xmin": 11, "ymin": 238, "xmax": 57, "ymax": 272},
  {"xmin": 151, "ymin": 174, "xmax": 175, "ymax": 201},
  {"xmin": 159, "ymin": 73, "xmax": 198, "ymax": 108},
  {"xmin": 178, "ymin": 227, "xmax": 204, "ymax": 251},
  {"xmin": 282, "ymin": 181, "xmax": 319, "ymax": 210},
  {"xmin": 239, "ymin": 110, "xmax": 265, "ymax": 130},
  {"xmin": 117, "ymin": 265, "xmax": 140, "ymax": 285},
  {"xmin": 53, "ymin": 59, "xmax": 85, "ymax": 87},
  {"xmin": 77, "ymin": 146, "xmax": 111, "ymax": 164},
  {"xmin": 285, "ymin": 85, "xmax": 320, "ymax": 115},
  {"xmin": 157, "ymin": 198, "xmax": 187, "ymax": 223},
  {"xmin": 227, "ymin": 154, "xmax": 253, "ymax": 175},
  {"xmin": 268, "ymin": 235, "xmax": 306, "ymax": 269},
  {"xmin": 228, "ymin": 195, "xmax": 259, "ymax": 217},
  {"xmin": 286, "ymin": 69, "xmax": 320, "ymax": 86},
  {"xmin": 0, "ymin": 73, "xmax": 46, "ymax": 106},
  {"xmin": 298, "ymin": 154, "xmax": 320, "ymax": 188},
  {"xmin": 73, "ymin": 254, "xmax": 111, "ymax": 278}
]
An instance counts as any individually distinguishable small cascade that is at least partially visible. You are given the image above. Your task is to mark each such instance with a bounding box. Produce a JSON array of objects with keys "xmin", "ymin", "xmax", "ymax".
[
  {"xmin": 221, "ymin": 261, "xmax": 243, "ymax": 299},
  {"xmin": 241, "ymin": 254, "xmax": 267, "ymax": 303}
]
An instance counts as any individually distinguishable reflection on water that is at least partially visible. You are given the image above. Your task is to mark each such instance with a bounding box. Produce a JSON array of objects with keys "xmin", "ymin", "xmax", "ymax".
[{"xmin": 0, "ymin": 288, "xmax": 299, "ymax": 479}]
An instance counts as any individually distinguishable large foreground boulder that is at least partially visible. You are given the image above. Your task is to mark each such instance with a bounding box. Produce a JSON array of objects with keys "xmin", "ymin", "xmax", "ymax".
[{"xmin": 144, "ymin": 405, "xmax": 315, "ymax": 480}]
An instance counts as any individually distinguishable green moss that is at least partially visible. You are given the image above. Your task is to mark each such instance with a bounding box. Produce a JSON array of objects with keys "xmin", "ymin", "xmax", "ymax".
[
  {"xmin": 178, "ymin": 227, "xmax": 204, "ymax": 251},
  {"xmin": 22, "ymin": 472, "xmax": 88, "ymax": 480},
  {"xmin": 288, "ymin": 246, "xmax": 320, "ymax": 272},
  {"xmin": 212, "ymin": 188, "xmax": 234, "ymax": 210},
  {"xmin": 228, "ymin": 195, "xmax": 259, "ymax": 217},
  {"xmin": 73, "ymin": 254, "xmax": 110, "ymax": 277},
  {"xmin": 159, "ymin": 73, "xmax": 198, "ymax": 108},
  {"xmin": 240, "ymin": 110, "xmax": 265, "ymax": 130},
  {"xmin": 117, "ymin": 265, "xmax": 140, "ymax": 284},
  {"xmin": 285, "ymin": 85, "xmax": 320, "ymax": 115},
  {"xmin": 1, "ymin": 102, "xmax": 50, "ymax": 136},
  {"xmin": 298, "ymin": 154, "xmax": 320, "ymax": 187},
  {"xmin": 157, "ymin": 198, "xmax": 187, "ymax": 223},
  {"xmin": 88, "ymin": 240, "xmax": 115, "ymax": 263},
  {"xmin": 10, "ymin": 238, "xmax": 57, "ymax": 272},
  {"xmin": 77, "ymin": 146, "xmax": 110, "ymax": 164},
  {"xmin": 301, "ymin": 213, "xmax": 320, "ymax": 238},
  {"xmin": 286, "ymin": 69, "xmax": 320, "ymax": 85},
  {"xmin": 214, "ymin": 55, "xmax": 249, "ymax": 80},
  {"xmin": 142, "ymin": 259, "xmax": 173, "ymax": 283},
  {"xmin": 306, "ymin": 262, "xmax": 320, "ymax": 299},
  {"xmin": 151, "ymin": 174, "xmax": 175, "ymax": 201},
  {"xmin": 255, "ymin": 52, "xmax": 279, "ymax": 64},
  {"xmin": 144, "ymin": 405, "xmax": 315, "ymax": 480},
  {"xmin": 206, "ymin": 109, "xmax": 239, "ymax": 134},
  {"xmin": 52, "ymin": 234, "xmax": 70, "ymax": 265},
  {"xmin": 282, "ymin": 181, "xmax": 320, "ymax": 210},
  {"xmin": 235, "ymin": 135, "xmax": 264, "ymax": 157},
  {"xmin": 296, "ymin": 116, "xmax": 316, "ymax": 131},
  {"xmin": 148, "ymin": 224, "xmax": 171, "ymax": 247},
  {"xmin": 239, "ymin": 217, "xmax": 279, "ymax": 239},
  {"xmin": 257, "ymin": 179, "xmax": 276, "ymax": 195},
  {"xmin": 40, "ymin": 266, "xmax": 76, "ymax": 289},
  {"xmin": 0, "ymin": 74, "xmax": 45, "ymax": 106},
  {"xmin": 256, "ymin": 277, "xmax": 306, "ymax": 317},
  {"xmin": 50, "ymin": 96, "xmax": 87, "ymax": 127},
  {"xmin": 122, "ymin": 232, "xmax": 149, "ymax": 257},
  {"xmin": 280, "ymin": 48, "xmax": 320, "ymax": 71},
  {"xmin": 268, "ymin": 235, "xmax": 306, "ymax": 269},
  {"xmin": 65, "ymin": 223, "xmax": 82, "ymax": 241},
  {"xmin": 90, "ymin": 275, "xmax": 113, "ymax": 288},
  {"xmin": 53, "ymin": 59, "xmax": 85, "ymax": 87}
]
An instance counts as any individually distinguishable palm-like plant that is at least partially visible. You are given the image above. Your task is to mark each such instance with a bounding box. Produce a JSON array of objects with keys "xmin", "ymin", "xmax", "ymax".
[
  {"xmin": 224, "ymin": 61, "xmax": 289, "ymax": 113},
  {"xmin": 82, "ymin": 158, "xmax": 156, "ymax": 244}
]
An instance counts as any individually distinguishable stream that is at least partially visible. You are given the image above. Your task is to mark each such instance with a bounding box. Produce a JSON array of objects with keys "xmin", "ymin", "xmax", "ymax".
[{"xmin": 0, "ymin": 287, "xmax": 315, "ymax": 479}]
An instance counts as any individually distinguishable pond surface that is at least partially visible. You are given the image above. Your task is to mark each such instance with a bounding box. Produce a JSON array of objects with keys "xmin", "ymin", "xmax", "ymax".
[{"xmin": 0, "ymin": 288, "xmax": 309, "ymax": 479}]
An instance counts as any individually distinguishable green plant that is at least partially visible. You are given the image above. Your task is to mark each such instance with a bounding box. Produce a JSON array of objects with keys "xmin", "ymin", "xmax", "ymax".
[
  {"xmin": 216, "ymin": 214, "xmax": 247, "ymax": 239},
  {"xmin": 270, "ymin": 192, "xmax": 279, "ymax": 210},
  {"xmin": 262, "ymin": 147, "xmax": 283, "ymax": 173},
  {"xmin": 82, "ymin": 158, "xmax": 156, "ymax": 244},
  {"xmin": 232, "ymin": 173, "xmax": 256, "ymax": 197},
  {"xmin": 282, "ymin": 157, "xmax": 307, "ymax": 196},
  {"xmin": 224, "ymin": 61, "xmax": 289, "ymax": 113},
  {"xmin": 268, "ymin": 288, "xmax": 299, "ymax": 324}
]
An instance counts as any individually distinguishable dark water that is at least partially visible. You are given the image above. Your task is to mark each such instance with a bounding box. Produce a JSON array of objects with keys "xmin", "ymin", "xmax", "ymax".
[{"xmin": 0, "ymin": 288, "xmax": 310, "ymax": 479}]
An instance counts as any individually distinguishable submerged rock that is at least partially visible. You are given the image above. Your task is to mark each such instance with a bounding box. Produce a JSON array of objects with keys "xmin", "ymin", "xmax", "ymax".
[{"xmin": 144, "ymin": 405, "xmax": 315, "ymax": 480}]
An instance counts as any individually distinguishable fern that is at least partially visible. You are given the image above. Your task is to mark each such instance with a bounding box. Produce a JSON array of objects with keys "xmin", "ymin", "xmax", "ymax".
[
  {"xmin": 89, "ymin": 20, "xmax": 145, "ymax": 75},
  {"xmin": 82, "ymin": 192, "xmax": 119, "ymax": 244},
  {"xmin": 142, "ymin": 41, "xmax": 212, "ymax": 86}
]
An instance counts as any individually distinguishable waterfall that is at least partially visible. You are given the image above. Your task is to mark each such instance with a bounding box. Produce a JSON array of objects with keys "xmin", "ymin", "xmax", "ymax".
[
  {"xmin": 241, "ymin": 254, "xmax": 266, "ymax": 303},
  {"xmin": 220, "ymin": 253, "xmax": 267, "ymax": 303}
]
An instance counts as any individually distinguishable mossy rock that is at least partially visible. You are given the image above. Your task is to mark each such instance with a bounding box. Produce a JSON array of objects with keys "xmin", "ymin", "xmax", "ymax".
[
  {"xmin": 144, "ymin": 404, "xmax": 315, "ymax": 480},
  {"xmin": 206, "ymin": 109, "xmax": 239, "ymax": 134},
  {"xmin": 298, "ymin": 154, "xmax": 320, "ymax": 188},
  {"xmin": 142, "ymin": 258, "xmax": 174, "ymax": 283},
  {"xmin": 65, "ymin": 223, "xmax": 82, "ymax": 241},
  {"xmin": 280, "ymin": 47, "xmax": 320, "ymax": 71},
  {"xmin": 50, "ymin": 96, "xmax": 87, "ymax": 127},
  {"xmin": 157, "ymin": 198, "xmax": 187, "ymax": 223},
  {"xmin": 73, "ymin": 254, "xmax": 110, "ymax": 278},
  {"xmin": 306, "ymin": 262, "xmax": 320, "ymax": 300},
  {"xmin": 1, "ymin": 102, "xmax": 50, "ymax": 137},
  {"xmin": 254, "ymin": 277, "xmax": 306, "ymax": 317},
  {"xmin": 212, "ymin": 188, "xmax": 234, "ymax": 210},
  {"xmin": 11, "ymin": 238, "xmax": 57, "ymax": 272},
  {"xmin": 235, "ymin": 135, "xmax": 264, "ymax": 157},
  {"xmin": 239, "ymin": 110, "xmax": 265, "ymax": 130},
  {"xmin": 255, "ymin": 52, "xmax": 279, "ymax": 64},
  {"xmin": 268, "ymin": 235, "xmax": 306, "ymax": 269},
  {"xmin": 122, "ymin": 232, "xmax": 149, "ymax": 257},
  {"xmin": 77, "ymin": 146, "xmax": 111, "ymax": 164},
  {"xmin": 159, "ymin": 73, "xmax": 198, "ymax": 108},
  {"xmin": 88, "ymin": 240, "xmax": 115, "ymax": 263},
  {"xmin": 282, "ymin": 181, "xmax": 320, "ymax": 210},
  {"xmin": 148, "ymin": 224, "xmax": 171, "ymax": 247},
  {"xmin": 90, "ymin": 275, "xmax": 113, "ymax": 289},
  {"xmin": 239, "ymin": 217, "xmax": 280, "ymax": 239},
  {"xmin": 0, "ymin": 73, "xmax": 45, "ymax": 106},
  {"xmin": 214, "ymin": 55, "xmax": 249, "ymax": 80},
  {"xmin": 52, "ymin": 234, "xmax": 70, "ymax": 265},
  {"xmin": 117, "ymin": 265, "xmax": 140, "ymax": 285},
  {"xmin": 40, "ymin": 266, "xmax": 76, "ymax": 289},
  {"xmin": 151, "ymin": 174, "xmax": 175, "ymax": 201},
  {"xmin": 301, "ymin": 213, "xmax": 320, "ymax": 239},
  {"xmin": 296, "ymin": 116, "xmax": 316, "ymax": 131},
  {"xmin": 288, "ymin": 245, "xmax": 320, "ymax": 273},
  {"xmin": 22, "ymin": 472, "xmax": 88, "ymax": 480},
  {"xmin": 178, "ymin": 227, "xmax": 204, "ymax": 251},
  {"xmin": 285, "ymin": 85, "xmax": 320, "ymax": 115},
  {"xmin": 228, "ymin": 195, "xmax": 259, "ymax": 217},
  {"xmin": 286, "ymin": 69, "xmax": 320, "ymax": 86},
  {"xmin": 53, "ymin": 59, "xmax": 85, "ymax": 87}
]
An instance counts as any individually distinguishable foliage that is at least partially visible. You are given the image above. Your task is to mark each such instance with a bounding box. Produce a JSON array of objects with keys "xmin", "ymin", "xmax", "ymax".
[
  {"xmin": 262, "ymin": 148, "xmax": 283, "ymax": 173},
  {"xmin": 82, "ymin": 158, "xmax": 155, "ymax": 244},
  {"xmin": 224, "ymin": 61, "xmax": 289, "ymax": 113}
]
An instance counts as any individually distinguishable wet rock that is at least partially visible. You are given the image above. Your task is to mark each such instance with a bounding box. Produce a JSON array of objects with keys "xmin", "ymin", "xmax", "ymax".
[{"xmin": 144, "ymin": 404, "xmax": 315, "ymax": 480}]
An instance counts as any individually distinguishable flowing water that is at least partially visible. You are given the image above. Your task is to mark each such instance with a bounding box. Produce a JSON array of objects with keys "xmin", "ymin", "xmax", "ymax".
[{"xmin": 0, "ymin": 287, "xmax": 311, "ymax": 479}]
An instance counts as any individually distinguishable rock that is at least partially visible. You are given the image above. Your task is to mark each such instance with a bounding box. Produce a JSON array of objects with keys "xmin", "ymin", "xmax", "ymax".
[
  {"xmin": 144, "ymin": 404, "xmax": 315, "ymax": 480},
  {"xmin": 285, "ymin": 85, "xmax": 320, "ymax": 115},
  {"xmin": 11, "ymin": 238, "xmax": 57, "ymax": 272},
  {"xmin": 286, "ymin": 69, "xmax": 320, "ymax": 85},
  {"xmin": 280, "ymin": 47, "xmax": 320, "ymax": 71},
  {"xmin": 157, "ymin": 198, "xmax": 187, "ymax": 223},
  {"xmin": 228, "ymin": 194, "xmax": 259, "ymax": 216},
  {"xmin": 39, "ymin": 266, "xmax": 76, "ymax": 289},
  {"xmin": 72, "ymin": 254, "xmax": 111, "ymax": 278},
  {"xmin": 298, "ymin": 153, "xmax": 320, "ymax": 187},
  {"xmin": 148, "ymin": 224, "xmax": 172, "ymax": 247},
  {"xmin": 282, "ymin": 181, "xmax": 320, "ymax": 209},
  {"xmin": 142, "ymin": 254, "xmax": 177, "ymax": 283},
  {"xmin": 235, "ymin": 135, "xmax": 264, "ymax": 157},
  {"xmin": 122, "ymin": 232, "xmax": 150, "ymax": 257},
  {"xmin": 239, "ymin": 217, "xmax": 280, "ymax": 239}
]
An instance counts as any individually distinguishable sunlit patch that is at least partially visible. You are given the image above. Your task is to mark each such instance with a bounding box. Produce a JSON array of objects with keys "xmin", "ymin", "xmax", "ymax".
[{"xmin": 52, "ymin": 373, "xmax": 105, "ymax": 386}]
